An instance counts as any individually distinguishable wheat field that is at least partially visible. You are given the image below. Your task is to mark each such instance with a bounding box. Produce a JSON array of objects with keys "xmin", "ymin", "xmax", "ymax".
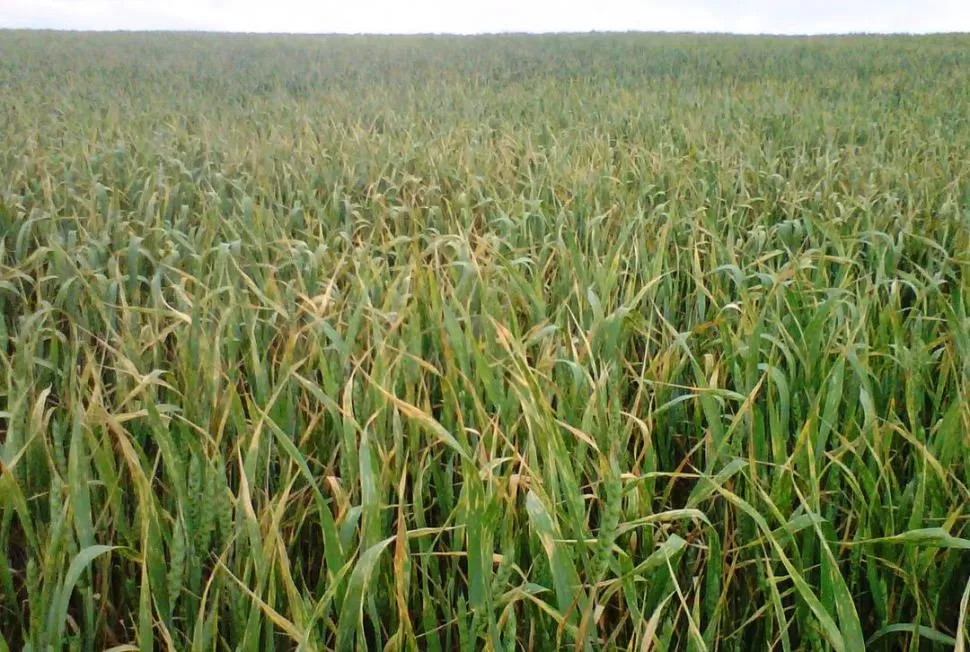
[{"xmin": 2, "ymin": 30, "xmax": 970, "ymax": 651}]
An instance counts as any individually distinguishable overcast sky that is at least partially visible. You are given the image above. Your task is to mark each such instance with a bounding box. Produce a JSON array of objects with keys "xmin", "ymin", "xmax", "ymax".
[{"xmin": 1, "ymin": 0, "xmax": 968, "ymax": 35}]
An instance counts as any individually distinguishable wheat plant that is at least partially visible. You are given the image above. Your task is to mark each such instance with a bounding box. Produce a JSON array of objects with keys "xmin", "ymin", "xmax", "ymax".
[{"xmin": 1, "ymin": 30, "xmax": 970, "ymax": 651}]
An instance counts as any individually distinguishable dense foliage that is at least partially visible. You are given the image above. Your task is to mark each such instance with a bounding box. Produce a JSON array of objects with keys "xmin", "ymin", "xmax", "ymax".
[{"xmin": 2, "ymin": 30, "xmax": 970, "ymax": 651}]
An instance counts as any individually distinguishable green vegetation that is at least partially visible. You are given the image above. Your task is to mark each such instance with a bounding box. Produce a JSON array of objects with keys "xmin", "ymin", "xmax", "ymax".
[{"xmin": 2, "ymin": 30, "xmax": 970, "ymax": 651}]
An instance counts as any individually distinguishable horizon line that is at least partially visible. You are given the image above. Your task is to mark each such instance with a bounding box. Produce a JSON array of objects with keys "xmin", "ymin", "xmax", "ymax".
[{"xmin": 2, "ymin": 27, "xmax": 969, "ymax": 37}]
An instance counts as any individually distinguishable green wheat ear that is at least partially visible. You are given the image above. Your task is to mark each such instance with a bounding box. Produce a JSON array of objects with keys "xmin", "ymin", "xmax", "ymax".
[
  {"xmin": 26, "ymin": 558, "xmax": 41, "ymax": 647},
  {"xmin": 589, "ymin": 458, "xmax": 622, "ymax": 585},
  {"xmin": 168, "ymin": 514, "xmax": 186, "ymax": 616}
]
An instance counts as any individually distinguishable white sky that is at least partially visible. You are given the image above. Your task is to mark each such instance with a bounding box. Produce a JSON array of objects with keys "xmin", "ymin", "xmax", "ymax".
[{"xmin": 1, "ymin": 0, "xmax": 968, "ymax": 35}]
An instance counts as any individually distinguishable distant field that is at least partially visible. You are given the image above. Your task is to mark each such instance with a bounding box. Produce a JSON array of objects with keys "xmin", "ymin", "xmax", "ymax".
[{"xmin": 2, "ymin": 30, "xmax": 970, "ymax": 651}]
